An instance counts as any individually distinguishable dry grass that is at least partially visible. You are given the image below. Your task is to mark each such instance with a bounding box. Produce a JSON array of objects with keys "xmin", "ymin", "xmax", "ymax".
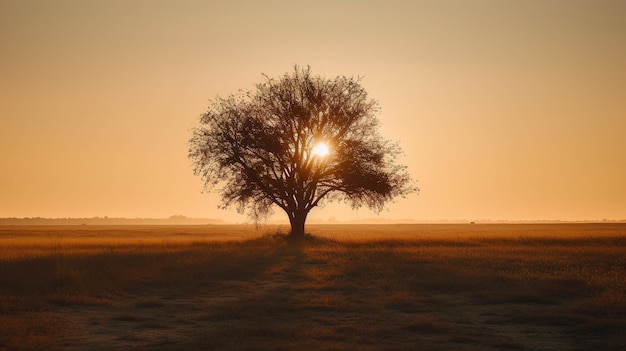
[{"xmin": 0, "ymin": 224, "xmax": 624, "ymax": 350}]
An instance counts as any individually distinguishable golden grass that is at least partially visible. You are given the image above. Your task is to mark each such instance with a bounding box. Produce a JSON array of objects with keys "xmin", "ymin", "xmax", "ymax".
[{"xmin": 0, "ymin": 224, "xmax": 625, "ymax": 350}]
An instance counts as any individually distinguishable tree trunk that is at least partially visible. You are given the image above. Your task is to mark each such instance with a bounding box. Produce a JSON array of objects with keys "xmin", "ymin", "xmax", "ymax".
[{"xmin": 288, "ymin": 210, "xmax": 308, "ymax": 240}]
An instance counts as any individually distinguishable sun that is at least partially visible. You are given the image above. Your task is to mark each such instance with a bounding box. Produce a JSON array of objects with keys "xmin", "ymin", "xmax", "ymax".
[{"xmin": 312, "ymin": 142, "xmax": 330, "ymax": 157}]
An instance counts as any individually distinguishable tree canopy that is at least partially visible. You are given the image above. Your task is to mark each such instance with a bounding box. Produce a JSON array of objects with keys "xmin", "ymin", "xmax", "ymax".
[{"xmin": 189, "ymin": 66, "xmax": 416, "ymax": 238}]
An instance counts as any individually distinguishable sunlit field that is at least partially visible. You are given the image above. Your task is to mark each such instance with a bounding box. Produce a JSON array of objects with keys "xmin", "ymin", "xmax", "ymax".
[{"xmin": 1, "ymin": 224, "xmax": 625, "ymax": 350}]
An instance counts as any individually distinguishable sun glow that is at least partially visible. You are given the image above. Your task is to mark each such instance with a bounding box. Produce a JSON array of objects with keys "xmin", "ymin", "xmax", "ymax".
[{"xmin": 312, "ymin": 142, "xmax": 330, "ymax": 157}]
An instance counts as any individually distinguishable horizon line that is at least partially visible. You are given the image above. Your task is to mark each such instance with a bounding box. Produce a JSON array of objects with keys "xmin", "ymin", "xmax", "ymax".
[{"xmin": 0, "ymin": 216, "xmax": 624, "ymax": 225}]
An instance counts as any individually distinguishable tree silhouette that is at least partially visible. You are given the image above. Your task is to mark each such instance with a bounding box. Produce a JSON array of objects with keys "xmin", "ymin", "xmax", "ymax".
[{"xmin": 189, "ymin": 66, "xmax": 416, "ymax": 239}]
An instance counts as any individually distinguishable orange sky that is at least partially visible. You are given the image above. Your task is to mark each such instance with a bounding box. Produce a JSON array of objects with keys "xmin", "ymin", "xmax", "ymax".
[{"xmin": 1, "ymin": 0, "xmax": 625, "ymax": 222}]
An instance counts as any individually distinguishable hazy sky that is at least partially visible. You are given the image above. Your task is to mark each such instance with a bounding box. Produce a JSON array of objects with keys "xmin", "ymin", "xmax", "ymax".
[{"xmin": 2, "ymin": 0, "xmax": 625, "ymax": 222}]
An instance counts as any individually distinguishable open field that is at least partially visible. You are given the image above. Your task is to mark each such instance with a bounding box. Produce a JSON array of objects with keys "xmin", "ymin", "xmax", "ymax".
[{"xmin": 1, "ymin": 224, "xmax": 625, "ymax": 350}]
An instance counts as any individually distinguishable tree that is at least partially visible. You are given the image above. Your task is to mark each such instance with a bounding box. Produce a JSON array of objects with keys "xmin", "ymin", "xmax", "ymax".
[{"xmin": 189, "ymin": 66, "xmax": 416, "ymax": 239}]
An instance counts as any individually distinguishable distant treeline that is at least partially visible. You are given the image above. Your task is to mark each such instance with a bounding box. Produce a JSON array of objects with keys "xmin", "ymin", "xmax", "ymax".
[{"xmin": 0, "ymin": 215, "xmax": 226, "ymax": 226}]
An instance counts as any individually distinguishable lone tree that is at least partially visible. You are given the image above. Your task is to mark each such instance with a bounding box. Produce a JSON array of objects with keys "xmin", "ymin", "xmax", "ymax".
[{"xmin": 189, "ymin": 66, "xmax": 416, "ymax": 239}]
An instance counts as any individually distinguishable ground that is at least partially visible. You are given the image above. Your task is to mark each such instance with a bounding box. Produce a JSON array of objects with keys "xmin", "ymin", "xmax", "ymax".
[{"xmin": 1, "ymin": 224, "xmax": 625, "ymax": 350}]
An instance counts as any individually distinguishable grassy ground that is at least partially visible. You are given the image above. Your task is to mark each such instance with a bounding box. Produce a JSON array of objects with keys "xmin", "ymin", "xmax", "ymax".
[{"xmin": 0, "ymin": 224, "xmax": 625, "ymax": 350}]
